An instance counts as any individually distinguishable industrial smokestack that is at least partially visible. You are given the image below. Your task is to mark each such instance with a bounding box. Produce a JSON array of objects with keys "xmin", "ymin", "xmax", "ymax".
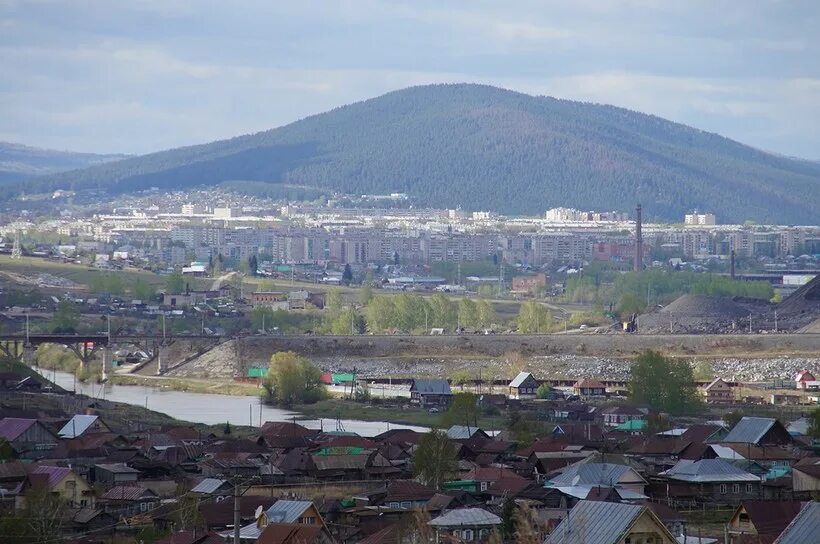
[
  {"xmin": 730, "ymin": 249, "xmax": 736, "ymax": 280},
  {"xmin": 634, "ymin": 203, "xmax": 643, "ymax": 272}
]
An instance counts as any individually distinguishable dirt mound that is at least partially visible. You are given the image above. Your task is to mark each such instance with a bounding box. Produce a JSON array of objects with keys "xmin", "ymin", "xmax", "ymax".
[{"xmin": 659, "ymin": 294, "xmax": 747, "ymax": 318}]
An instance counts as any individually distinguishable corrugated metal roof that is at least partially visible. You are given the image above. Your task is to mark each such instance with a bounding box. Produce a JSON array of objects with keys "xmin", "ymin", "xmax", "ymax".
[
  {"xmin": 662, "ymin": 459, "xmax": 760, "ymax": 482},
  {"xmin": 446, "ymin": 425, "xmax": 483, "ymax": 440},
  {"xmin": 549, "ymin": 463, "xmax": 643, "ymax": 487},
  {"xmin": 58, "ymin": 415, "xmax": 100, "ymax": 438},
  {"xmin": 774, "ymin": 501, "xmax": 820, "ymax": 544},
  {"xmin": 709, "ymin": 445, "xmax": 745, "ymax": 459},
  {"xmin": 311, "ymin": 454, "xmax": 369, "ymax": 471},
  {"xmin": 31, "ymin": 465, "xmax": 71, "ymax": 489},
  {"xmin": 429, "ymin": 508, "xmax": 502, "ymax": 527},
  {"xmin": 545, "ymin": 501, "xmax": 643, "ymax": 544},
  {"xmin": 100, "ymin": 485, "xmax": 156, "ymax": 501},
  {"xmin": 509, "ymin": 372, "xmax": 534, "ymax": 388},
  {"xmin": 95, "ymin": 463, "xmax": 141, "ymax": 474},
  {"xmin": 411, "ymin": 379, "xmax": 451, "ymax": 395},
  {"xmin": 723, "ymin": 417, "xmax": 776, "ymax": 444},
  {"xmin": 190, "ymin": 478, "xmax": 229, "ymax": 494},
  {"xmin": 554, "ymin": 485, "xmax": 647, "ymax": 500},
  {"xmin": 0, "ymin": 418, "xmax": 36, "ymax": 441},
  {"xmin": 266, "ymin": 500, "xmax": 313, "ymax": 523}
]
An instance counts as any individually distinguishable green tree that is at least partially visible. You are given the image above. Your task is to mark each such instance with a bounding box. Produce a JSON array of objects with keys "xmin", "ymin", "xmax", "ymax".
[
  {"xmin": 428, "ymin": 293, "xmax": 456, "ymax": 329},
  {"xmin": 325, "ymin": 289, "xmax": 343, "ymax": 311},
  {"xmin": 50, "ymin": 299, "xmax": 79, "ymax": 333},
  {"xmin": 517, "ymin": 301, "xmax": 551, "ymax": 333},
  {"xmin": 693, "ymin": 360, "xmax": 714, "ymax": 381},
  {"xmin": 358, "ymin": 282, "xmax": 373, "ymax": 306},
  {"xmin": 629, "ymin": 350, "xmax": 700, "ymax": 414},
  {"xmin": 342, "ymin": 264, "xmax": 353, "ymax": 285},
  {"xmin": 262, "ymin": 351, "xmax": 324, "ymax": 406},
  {"xmin": 476, "ymin": 299, "xmax": 496, "ymax": 328},
  {"xmin": 132, "ymin": 279, "xmax": 156, "ymax": 301},
  {"xmin": 394, "ymin": 293, "xmax": 428, "ymax": 331},
  {"xmin": 366, "ymin": 296, "xmax": 396, "ymax": 331},
  {"xmin": 330, "ymin": 307, "xmax": 366, "ymax": 335},
  {"xmin": 536, "ymin": 383, "xmax": 553, "ymax": 399},
  {"xmin": 248, "ymin": 254, "xmax": 258, "ymax": 275},
  {"xmin": 165, "ymin": 271, "xmax": 185, "ymax": 294},
  {"xmin": 412, "ymin": 429, "xmax": 458, "ymax": 489},
  {"xmin": 617, "ymin": 292, "xmax": 646, "ymax": 318},
  {"xmin": 442, "ymin": 392, "xmax": 479, "ymax": 428},
  {"xmin": 458, "ymin": 298, "xmax": 478, "ymax": 328},
  {"xmin": 724, "ymin": 410, "xmax": 744, "ymax": 429}
]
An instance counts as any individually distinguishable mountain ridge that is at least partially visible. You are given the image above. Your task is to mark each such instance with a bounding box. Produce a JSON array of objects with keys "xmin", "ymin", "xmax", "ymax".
[
  {"xmin": 0, "ymin": 141, "xmax": 129, "ymax": 184},
  {"xmin": 12, "ymin": 84, "xmax": 820, "ymax": 223}
]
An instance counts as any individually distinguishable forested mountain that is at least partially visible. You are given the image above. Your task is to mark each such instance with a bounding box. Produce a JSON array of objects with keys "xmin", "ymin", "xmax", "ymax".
[
  {"xmin": 0, "ymin": 142, "xmax": 127, "ymax": 184},
  {"xmin": 19, "ymin": 84, "xmax": 820, "ymax": 223}
]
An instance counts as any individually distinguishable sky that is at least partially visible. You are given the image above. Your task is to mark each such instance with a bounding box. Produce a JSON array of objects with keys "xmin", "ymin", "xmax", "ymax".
[{"xmin": 1, "ymin": 0, "xmax": 819, "ymax": 159}]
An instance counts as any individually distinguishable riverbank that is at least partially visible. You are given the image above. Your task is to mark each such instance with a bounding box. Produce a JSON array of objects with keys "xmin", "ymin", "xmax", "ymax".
[
  {"xmin": 111, "ymin": 374, "xmax": 261, "ymax": 396},
  {"xmin": 292, "ymin": 398, "xmax": 504, "ymax": 429}
]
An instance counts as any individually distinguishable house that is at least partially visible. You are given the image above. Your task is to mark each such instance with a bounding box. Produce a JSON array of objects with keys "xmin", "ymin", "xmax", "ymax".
[
  {"xmin": 601, "ymin": 405, "xmax": 646, "ymax": 427},
  {"xmin": 703, "ymin": 378, "xmax": 734, "ymax": 404},
  {"xmin": 770, "ymin": 393, "xmax": 802, "ymax": 406},
  {"xmin": 428, "ymin": 508, "xmax": 502, "ymax": 542},
  {"xmin": 794, "ymin": 370, "xmax": 816, "ymax": 390},
  {"xmin": 251, "ymin": 291, "xmax": 289, "ymax": 310},
  {"xmin": 257, "ymin": 523, "xmax": 334, "ymax": 544},
  {"xmin": 792, "ymin": 461, "xmax": 820, "ymax": 493},
  {"xmin": 547, "ymin": 462, "xmax": 648, "ymax": 499},
  {"xmin": 57, "ymin": 414, "xmax": 111, "ymax": 439},
  {"xmin": 573, "ymin": 379, "xmax": 606, "ymax": 397},
  {"xmin": 190, "ymin": 478, "xmax": 233, "ymax": 498},
  {"xmin": 772, "ymin": 501, "xmax": 820, "ymax": 543},
  {"xmin": 229, "ymin": 500, "xmax": 325, "ymax": 541},
  {"xmin": 18, "ymin": 465, "xmax": 95, "ymax": 509},
  {"xmin": 660, "ymin": 459, "xmax": 761, "ymax": 503},
  {"xmin": 727, "ymin": 500, "xmax": 804, "ymax": 544},
  {"xmin": 722, "ymin": 417, "xmax": 792, "ymax": 446},
  {"xmin": 545, "ymin": 501, "xmax": 677, "ymax": 544},
  {"xmin": 508, "ymin": 371, "xmax": 539, "ymax": 399},
  {"xmin": 99, "ymin": 485, "xmax": 159, "ymax": 516},
  {"xmin": 93, "ymin": 463, "xmax": 141, "ymax": 486},
  {"xmin": 446, "ymin": 426, "xmax": 489, "ymax": 441},
  {"xmin": 0, "ymin": 418, "xmax": 59, "ymax": 458},
  {"xmin": 358, "ymin": 479, "xmax": 436, "ymax": 509},
  {"xmin": 409, "ymin": 379, "xmax": 452, "ymax": 407}
]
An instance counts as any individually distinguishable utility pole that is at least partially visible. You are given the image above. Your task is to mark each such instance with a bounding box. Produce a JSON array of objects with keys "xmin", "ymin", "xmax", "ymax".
[
  {"xmin": 774, "ymin": 310, "xmax": 778, "ymax": 333},
  {"xmin": 748, "ymin": 312, "xmax": 752, "ymax": 334},
  {"xmin": 233, "ymin": 478, "xmax": 241, "ymax": 544}
]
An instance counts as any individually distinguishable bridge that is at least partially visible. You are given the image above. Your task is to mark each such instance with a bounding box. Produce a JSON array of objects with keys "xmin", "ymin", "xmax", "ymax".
[{"xmin": 0, "ymin": 333, "xmax": 228, "ymax": 377}]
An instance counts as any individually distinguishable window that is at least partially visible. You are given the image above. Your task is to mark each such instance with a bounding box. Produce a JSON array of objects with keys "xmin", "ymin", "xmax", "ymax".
[
  {"xmin": 746, "ymin": 483, "xmax": 753, "ymax": 493},
  {"xmin": 400, "ymin": 501, "xmax": 411, "ymax": 509},
  {"xmin": 480, "ymin": 481, "xmax": 488, "ymax": 491},
  {"xmin": 301, "ymin": 516, "xmax": 316, "ymax": 524},
  {"xmin": 733, "ymin": 484, "xmax": 740, "ymax": 494},
  {"xmin": 720, "ymin": 484, "xmax": 727, "ymax": 494},
  {"xmin": 463, "ymin": 529, "xmax": 474, "ymax": 541}
]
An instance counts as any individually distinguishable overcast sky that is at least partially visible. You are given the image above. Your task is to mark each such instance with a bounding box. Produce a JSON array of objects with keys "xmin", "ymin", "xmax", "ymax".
[{"xmin": 1, "ymin": 0, "xmax": 818, "ymax": 159}]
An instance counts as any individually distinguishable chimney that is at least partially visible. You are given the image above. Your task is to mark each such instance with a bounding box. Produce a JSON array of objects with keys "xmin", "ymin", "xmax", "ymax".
[
  {"xmin": 730, "ymin": 249, "xmax": 736, "ymax": 280},
  {"xmin": 634, "ymin": 203, "xmax": 643, "ymax": 273}
]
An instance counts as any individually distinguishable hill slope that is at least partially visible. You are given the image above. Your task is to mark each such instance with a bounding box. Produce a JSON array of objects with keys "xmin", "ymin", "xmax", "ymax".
[
  {"xmin": 19, "ymin": 84, "xmax": 820, "ymax": 222},
  {"xmin": 0, "ymin": 142, "xmax": 128, "ymax": 184}
]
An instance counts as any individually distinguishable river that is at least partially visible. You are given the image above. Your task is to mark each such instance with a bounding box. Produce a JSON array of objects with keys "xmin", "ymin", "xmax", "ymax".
[{"xmin": 38, "ymin": 369, "xmax": 427, "ymax": 437}]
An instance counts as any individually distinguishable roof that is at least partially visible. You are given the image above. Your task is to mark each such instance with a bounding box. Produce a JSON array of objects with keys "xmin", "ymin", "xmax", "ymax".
[
  {"xmin": 574, "ymin": 379, "xmax": 605, "ymax": 389},
  {"xmin": 662, "ymin": 459, "xmax": 760, "ymax": 483},
  {"xmin": 58, "ymin": 414, "xmax": 100, "ymax": 438},
  {"xmin": 509, "ymin": 371, "xmax": 536, "ymax": 388},
  {"xmin": 615, "ymin": 419, "xmax": 647, "ymax": 431},
  {"xmin": 733, "ymin": 501, "xmax": 804, "ymax": 537},
  {"xmin": 0, "ymin": 418, "xmax": 37, "ymax": 441},
  {"xmin": 704, "ymin": 377, "xmax": 729, "ymax": 391},
  {"xmin": 410, "ymin": 379, "xmax": 451, "ymax": 395},
  {"xmin": 191, "ymin": 478, "xmax": 230, "ymax": 494},
  {"xmin": 95, "ymin": 462, "xmax": 141, "ymax": 474},
  {"xmin": 723, "ymin": 417, "xmax": 777, "ymax": 444},
  {"xmin": 428, "ymin": 508, "xmax": 502, "ymax": 527},
  {"xmin": 545, "ymin": 501, "xmax": 656, "ymax": 544},
  {"xmin": 256, "ymin": 523, "xmax": 324, "ymax": 544},
  {"xmin": 378, "ymin": 479, "xmax": 436, "ymax": 502},
  {"xmin": 549, "ymin": 463, "xmax": 644, "ymax": 487},
  {"xmin": 100, "ymin": 485, "xmax": 157, "ymax": 501},
  {"xmin": 311, "ymin": 454, "xmax": 369, "ymax": 471},
  {"xmin": 30, "ymin": 465, "xmax": 71, "ymax": 488},
  {"xmin": 774, "ymin": 501, "xmax": 820, "ymax": 544},
  {"xmin": 266, "ymin": 500, "xmax": 314, "ymax": 524},
  {"xmin": 446, "ymin": 425, "xmax": 484, "ymax": 440}
]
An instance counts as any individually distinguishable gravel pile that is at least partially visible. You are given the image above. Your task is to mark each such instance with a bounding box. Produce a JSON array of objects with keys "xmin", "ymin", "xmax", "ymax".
[{"xmin": 640, "ymin": 294, "xmax": 756, "ymax": 334}]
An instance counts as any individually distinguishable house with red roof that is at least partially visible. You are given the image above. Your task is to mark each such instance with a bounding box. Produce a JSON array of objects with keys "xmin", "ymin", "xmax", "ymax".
[
  {"xmin": 17, "ymin": 465, "xmax": 95, "ymax": 509},
  {"xmin": 573, "ymin": 379, "xmax": 606, "ymax": 397}
]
